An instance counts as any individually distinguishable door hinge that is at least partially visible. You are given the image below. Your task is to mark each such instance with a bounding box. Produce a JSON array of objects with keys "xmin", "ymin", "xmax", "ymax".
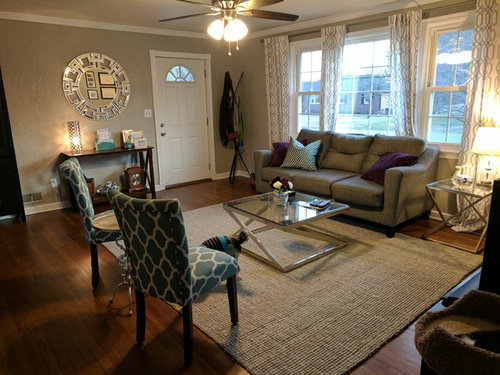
[
  {"xmin": 208, "ymin": 163, "xmax": 211, "ymax": 170},
  {"xmin": 206, "ymin": 117, "xmax": 209, "ymax": 126},
  {"xmin": 204, "ymin": 69, "xmax": 206, "ymax": 78}
]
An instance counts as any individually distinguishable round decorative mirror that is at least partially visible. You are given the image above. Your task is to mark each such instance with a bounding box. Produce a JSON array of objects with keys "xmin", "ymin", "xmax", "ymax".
[{"xmin": 62, "ymin": 53, "xmax": 130, "ymax": 120}]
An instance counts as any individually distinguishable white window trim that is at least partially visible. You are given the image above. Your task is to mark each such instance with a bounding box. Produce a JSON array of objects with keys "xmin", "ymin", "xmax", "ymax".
[{"xmin": 417, "ymin": 11, "xmax": 475, "ymax": 155}]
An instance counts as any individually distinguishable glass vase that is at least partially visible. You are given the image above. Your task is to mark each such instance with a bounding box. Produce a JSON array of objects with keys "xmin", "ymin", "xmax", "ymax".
[{"xmin": 273, "ymin": 190, "xmax": 289, "ymax": 206}]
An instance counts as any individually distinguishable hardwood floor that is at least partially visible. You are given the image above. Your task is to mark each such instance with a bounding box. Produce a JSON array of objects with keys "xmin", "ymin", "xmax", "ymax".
[{"xmin": 0, "ymin": 177, "xmax": 482, "ymax": 375}]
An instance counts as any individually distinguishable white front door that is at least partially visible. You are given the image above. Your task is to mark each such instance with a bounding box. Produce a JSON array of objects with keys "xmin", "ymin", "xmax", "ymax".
[{"xmin": 152, "ymin": 55, "xmax": 210, "ymax": 186}]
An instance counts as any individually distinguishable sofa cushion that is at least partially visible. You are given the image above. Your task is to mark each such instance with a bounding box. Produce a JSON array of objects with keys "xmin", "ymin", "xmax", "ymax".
[
  {"xmin": 281, "ymin": 138, "xmax": 321, "ymax": 171},
  {"xmin": 270, "ymin": 139, "xmax": 307, "ymax": 167},
  {"xmin": 320, "ymin": 132, "xmax": 373, "ymax": 173},
  {"xmin": 297, "ymin": 129, "xmax": 331, "ymax": 165},
  {"xmin": 362, "ymin": 134, "xmax": 426, "ymax": 172},
  {"xmin": 293, "ymin": 169, "xmax": 357, "ymax": 196},
  {"xmin": 361, "ymin": 152, "xmax": 418, "ymax": 186},
  {"xmin": 332, "ymin": 176, "xmax": 384, "ymax": 208},
  {"xmin": 260, "ymin": 166, "xmax": 304, "ymax": 183}
]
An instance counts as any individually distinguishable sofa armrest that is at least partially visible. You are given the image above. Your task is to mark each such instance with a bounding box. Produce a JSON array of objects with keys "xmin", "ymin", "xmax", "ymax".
[
  {"xmin": 382, "ymin": 146, "xmax": 439, "ymax": 227},
  {"xmin": 254, "ymin": 150, "xmax": 273, "ymax": 192}
]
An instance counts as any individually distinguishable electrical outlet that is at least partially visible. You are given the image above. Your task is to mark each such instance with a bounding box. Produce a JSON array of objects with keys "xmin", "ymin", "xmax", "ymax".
[
  {"xmin": 50, "ymin": 178, "xmax": 58, "ymax": 188},
  {"xmin": 144, "ymin": 108, "xmax": 152, "ymax": 118}
]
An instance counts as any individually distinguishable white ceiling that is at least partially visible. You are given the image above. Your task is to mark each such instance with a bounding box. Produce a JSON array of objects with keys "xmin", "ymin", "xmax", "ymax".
[{"xmin": 0, "ymin": 0, "xmax": 443, "ymax": 38}]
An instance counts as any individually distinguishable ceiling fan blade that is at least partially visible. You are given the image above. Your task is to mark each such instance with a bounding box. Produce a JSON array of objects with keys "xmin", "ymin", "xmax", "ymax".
[
  {"xmin": 159, "ymin": 12, "xmax": 218, "ymax": 22},
  {"xmin": 237, "ymin": 0, "xmax": 283, "ymax": 9},
  {"xmin": 177, "ymin": 0, "xmax": 216, "ymax": 9},
  {"xmin": 239, "ymin": 9, "xmax": 298, "ymax": 21}
]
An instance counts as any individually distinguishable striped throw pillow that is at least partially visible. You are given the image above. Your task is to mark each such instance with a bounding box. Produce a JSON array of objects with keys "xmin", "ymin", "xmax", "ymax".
[{"xmin": 281, "ymin": 137, "xmax": 321, "ymax": 171}]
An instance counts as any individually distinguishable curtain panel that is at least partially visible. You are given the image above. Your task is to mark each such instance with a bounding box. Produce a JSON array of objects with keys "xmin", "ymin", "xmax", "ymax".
[
  {"xmin": 320, "ymin": 25, "xmax": 346, "ymax": 132},
  {"xmin": 452, "ymin": 0, "xmax": 500, "ymax": 232},
  {"xmin": 264, "ymin": 35, "xmax": 290, "ymax": 147},
  {"xmin": 389, "ymin": 9, "xmax": 422, "ymax": 136}
]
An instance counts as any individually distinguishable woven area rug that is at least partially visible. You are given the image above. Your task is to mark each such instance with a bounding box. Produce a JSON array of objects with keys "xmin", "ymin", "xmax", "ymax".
[{"xmin": 103, "ymin": 204, "xmax": 482, "ymax": 375}]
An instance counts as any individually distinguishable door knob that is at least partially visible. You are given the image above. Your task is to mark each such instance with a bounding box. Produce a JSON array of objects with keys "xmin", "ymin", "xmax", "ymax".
[
  {"xmin": 161, "ymin": 132, "xmax": 166, "ymax": 136},
  {"xmin": 160, "ymin": 123, "xmax": 165, "ymax": 127}
]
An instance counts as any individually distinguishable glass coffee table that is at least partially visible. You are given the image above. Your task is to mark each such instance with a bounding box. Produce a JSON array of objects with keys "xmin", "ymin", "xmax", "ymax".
[{"xmin": 223, "ymin": 192, "xmax": 350, "ymax": 272}]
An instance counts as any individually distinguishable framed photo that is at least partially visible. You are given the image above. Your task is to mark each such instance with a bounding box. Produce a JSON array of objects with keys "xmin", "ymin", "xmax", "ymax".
[
  {"xmin": 87, "ymin": 90, "xmax": 98, "ymax": 100},
  {"xmin": 98, "ymin": 72, "xmax": 115, "ymax": 85},
  {"xmin": 133, "ymin": 138, "xmax": 148, "ymax": 148},
  {"xmin": 100, "ymin": 87, "xmax": 116, "ymax": 99},
  {"xmin": 122, "ymin": 129, "xmax": 145, "ymax": 143},
  {"xmin": 85, "ymin": 71, "xmax": 96, "ymax": 88}
]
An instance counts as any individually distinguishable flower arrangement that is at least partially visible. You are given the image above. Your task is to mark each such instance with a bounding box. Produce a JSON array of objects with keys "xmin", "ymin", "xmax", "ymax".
[{"xmin": 269, "ymin": 176, "xmax": 294, "ymax": 192}]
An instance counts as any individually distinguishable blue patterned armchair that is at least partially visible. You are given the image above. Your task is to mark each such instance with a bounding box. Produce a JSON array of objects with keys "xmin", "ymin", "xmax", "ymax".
[
  {"xmin": 59, "ymin": 158, "xmax": 120, "ymax": 287},
  {"xmin": 107, "ymin": 190, "xmax": 239, "ymax": 365}
]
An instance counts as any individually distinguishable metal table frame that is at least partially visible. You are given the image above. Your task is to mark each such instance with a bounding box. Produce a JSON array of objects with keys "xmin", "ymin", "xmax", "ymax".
[
  {"xmin": 422, "ymin": 179, "xmax": 492, "ymax": 253},
  {"xmin": 223, "ymin": 193, "xmax": 350, "ymax": 272}
]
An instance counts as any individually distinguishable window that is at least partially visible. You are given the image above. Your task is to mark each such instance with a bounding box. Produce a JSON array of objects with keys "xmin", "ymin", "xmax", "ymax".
[
  {"xmin": 166, "ymin": 65, "xmax": 195, "ymax": 82},
  {"xmin": 294, "ymin": 48, "xmax": 322, "ymax": 131},
  {"xmin": 424, "ymin": 27, "xmax": 473, "ymax": 144},
  {"xmin": 337, "ymin": 36, "xmax": 393, "ymax": 135}
]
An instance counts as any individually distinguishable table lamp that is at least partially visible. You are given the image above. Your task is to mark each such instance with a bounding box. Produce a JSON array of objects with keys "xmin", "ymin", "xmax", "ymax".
[
  {"xmin": 471, "ymin": 127, "xmax": 500, "ymax": 185},
  {"xmin": 67, "ymin": 121, "xmax": 83, "ymax": 153}
]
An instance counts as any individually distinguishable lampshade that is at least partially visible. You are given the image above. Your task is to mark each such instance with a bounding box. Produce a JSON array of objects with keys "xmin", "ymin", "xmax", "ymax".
[
  {"xmin": 223, "ymin": 18, "xmax": 248, "ymax": 42},
  {"xmin": 471, "ymin": 127, "xmax": 500, "ymax": 156},
  {"xmin": 67, "ymin": 121, "xmax": 83, "ymax": 153},
  {"xmin": 207, "ymin": 19, "xmax": 224, "ymax": 40}
]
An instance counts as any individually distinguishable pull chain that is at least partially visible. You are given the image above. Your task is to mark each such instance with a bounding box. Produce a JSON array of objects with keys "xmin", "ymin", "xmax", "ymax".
[
  {"xmin": 236, "ymin": 40, "xmax": 239, "ymax": 51},
  {"xmin": 228, "ymin": 41, "xmax": 232, "ymax": 56}
]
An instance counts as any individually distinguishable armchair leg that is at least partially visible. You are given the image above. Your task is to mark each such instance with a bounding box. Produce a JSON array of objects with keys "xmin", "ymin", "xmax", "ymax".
[
  {"xmin": 182, "ymin": 302, "xmax": 193, "ymax": 366},
  {"xmin": 385, "ymin": 227, "xmax": 396, "ymax": 238},
  {"xmin": 90, "ymin": 244, "xmax": 99, "ymax": 288},
  {"xmin": 135, "ymin": 289, "xmax": 145, "ymax": 345},
  {"xmin": 227, "ymin": 275, "xmax": 239, "ymax": 324}
]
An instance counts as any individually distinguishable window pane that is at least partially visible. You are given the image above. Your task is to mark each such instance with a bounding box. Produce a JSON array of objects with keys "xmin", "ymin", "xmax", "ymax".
[
  {"xmin": 450, "ymin": 91, "xmax": 466, "ymax": 116},
  {"xmin": 431, "ymin": 91, "xmax": 451, "ymax": 115},
  {"xmin": 448, "ymin": 118, "xmax": 464, "ymax": 143},
  {"xmin": 311, "ymin": 50, "xmax": 322, "ymax": 71},
  {"xmin": 353, "ymin": 67, "xmax": 372, "ymax": 91},
  {"xmin": 300, "ymin": 72, "xmax": 312, "ymax": 91},
  {"xmin": 373, "ymin": 40, "xmax": 390, "ymax": 66},
  {"xmin": 341, "ymin": 77, "xmax": 353, "ymax": 91},
  {"xmin": 297, "ymin": 94, "xmax": 320, "ymax": 131},
  {"xmin": 428, "ymin": 117, "xmax": 448, "ymax": 142},
  {"xmin": 311, "ymin": 72, "xmax": 321, "ymax": 91},
  {"xmin": 370, "ymin": 117, "xmax": 390, "ymax": 133},
  {"xmin": 435, "ymin": 63, "xmax": 454, "ymax": 86},
  {"xmin": 354, "ymin": 93, "xmax": 370, "ymax": 114},
  {"xmin": 301, "ymin": 51, "xmax": 311, "ymax": 72},
  {"xmin": 371, "ymin": 93, "xmax": 391, "ymax": 115},
  {"xmin": 454, "ymin": 63, "xmax": 469, "ymax": 86},
  {"xmin": 339, "ymin": 93, "xmax": 353, "ymax": 114}
]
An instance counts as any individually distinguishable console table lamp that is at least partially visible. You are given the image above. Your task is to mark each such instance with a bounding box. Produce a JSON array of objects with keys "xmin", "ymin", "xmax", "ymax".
[
  {"xmin": 471, "ymin": 127, "xmax": 500, "ymax": 185},
  {"xmin": 67, "ymin": 121, "xmax": 83, "ymax": 153}
]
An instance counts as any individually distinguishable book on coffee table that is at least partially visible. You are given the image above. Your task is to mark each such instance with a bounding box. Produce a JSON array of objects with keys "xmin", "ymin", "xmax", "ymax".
[{"xmin": 309, "ymin": 199, "xmax": 331, "ymax": 210}]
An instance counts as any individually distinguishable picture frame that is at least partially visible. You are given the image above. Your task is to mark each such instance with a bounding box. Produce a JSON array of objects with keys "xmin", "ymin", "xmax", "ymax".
[
  {"xmin": 98, "ymin": 72, "xmax": 115, "ymax": 85},
  {"xmin": 100, "ymin": 87, "xmax": 116, "ymax": 100},
  {"xmin": 85, "ymin": 71, "xmax": 96, "ymax": 88},
  {"xmin": 122, "ymin": 129, "xmax": 144, "ymax": 143},
  {"xmin": 87, "ymin": 90, "xmax": 98, "ymax": 100},
  {"xmin": 133, "ymin": 138, "xmax": 148, "ymax": 149}
]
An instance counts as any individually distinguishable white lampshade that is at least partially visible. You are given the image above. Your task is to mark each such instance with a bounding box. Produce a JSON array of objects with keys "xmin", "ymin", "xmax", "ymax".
[
  {"xmin": 471, "ymin": 127, "xmax": 500, "ymax": 156},
  {"xmin": 207, "ymin": 19, "xmax": 224, "ymax": 40},
  {"xmin": 223, "ymin": 18, "xmax": 248, "ymax": 42}
]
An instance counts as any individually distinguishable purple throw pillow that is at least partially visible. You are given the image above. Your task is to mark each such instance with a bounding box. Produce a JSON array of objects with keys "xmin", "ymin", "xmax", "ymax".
[
  {"xmin": 361, "ymin": 152, "xmax": 418, "ymax": 186},
  {"xmin": 270, "ymin": 139, "xmax": 307, "ymax": 167}
]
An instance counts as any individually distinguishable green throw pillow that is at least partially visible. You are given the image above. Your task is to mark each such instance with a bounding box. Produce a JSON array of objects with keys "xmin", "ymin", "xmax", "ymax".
[{"xmin": 281, "ymin": 137, "xmax": 321, "ymax": 171}]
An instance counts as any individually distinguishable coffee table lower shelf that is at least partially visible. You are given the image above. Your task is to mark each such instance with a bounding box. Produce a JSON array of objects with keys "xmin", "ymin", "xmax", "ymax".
[{"xmin": 225, "ymin": 210, "xmax": 347, "ymax": 273}]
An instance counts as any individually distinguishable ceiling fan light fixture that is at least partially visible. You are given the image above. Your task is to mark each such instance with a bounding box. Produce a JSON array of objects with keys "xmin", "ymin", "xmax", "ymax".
[
  {"xmin": 207, "ymin": 18, "xmax": 224, "ymax": 40},
  {"xmin": 223, "ymin": 18, "xmax": 248, "ymax": 42}
]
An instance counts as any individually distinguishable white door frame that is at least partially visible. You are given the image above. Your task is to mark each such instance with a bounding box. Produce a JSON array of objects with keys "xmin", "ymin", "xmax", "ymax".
[{"xmin": 149, "ymin": 50, "xmax": 216, "ymax": 187}]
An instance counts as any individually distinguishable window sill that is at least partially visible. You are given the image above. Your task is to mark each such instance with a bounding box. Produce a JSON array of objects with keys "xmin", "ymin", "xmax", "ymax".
[{"xmin": 428, "ymin": 142, "xmax": 460, "ymax": 159}]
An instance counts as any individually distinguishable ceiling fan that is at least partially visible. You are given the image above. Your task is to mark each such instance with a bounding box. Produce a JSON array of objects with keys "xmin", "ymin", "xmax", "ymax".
[{"xmin": 159, "ymin": 0, "xmax": 299, "ymax": 54}]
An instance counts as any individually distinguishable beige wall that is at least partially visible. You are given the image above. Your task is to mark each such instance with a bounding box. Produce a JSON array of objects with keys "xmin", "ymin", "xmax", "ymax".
[{"xmin": 0, "ymin": 19, "xmax": 238, "ymax": 209}]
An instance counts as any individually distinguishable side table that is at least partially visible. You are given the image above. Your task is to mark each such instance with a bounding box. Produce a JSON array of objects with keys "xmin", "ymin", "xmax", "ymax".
[{"xmin": 422, "ymin": 179, "xmax": 492, "ymax": 253}]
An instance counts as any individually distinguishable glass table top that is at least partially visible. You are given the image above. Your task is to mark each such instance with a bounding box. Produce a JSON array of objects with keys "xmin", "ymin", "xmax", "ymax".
[
  {"xmin": 223, "ymin": 192, "xmax": 349, "ymax": 227},
  {"xmin": 427, "ymin": 179, "xmax": 493, "ymax": 198}
]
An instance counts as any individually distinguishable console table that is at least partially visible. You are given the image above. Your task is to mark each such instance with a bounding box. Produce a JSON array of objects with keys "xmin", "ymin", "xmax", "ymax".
[{"xmin": 61, "ymin": 147, "xmax": 156, "ymax": 205}]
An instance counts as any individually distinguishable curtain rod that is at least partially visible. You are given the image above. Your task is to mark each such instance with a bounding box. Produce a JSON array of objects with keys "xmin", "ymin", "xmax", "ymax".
[{"xmin": 258, "ymin": 0, "xmax": 476, "ymax": 42}]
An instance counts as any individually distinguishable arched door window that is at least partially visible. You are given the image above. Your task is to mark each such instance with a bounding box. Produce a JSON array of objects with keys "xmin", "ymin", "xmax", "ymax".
[{"xmin": 166, "ymin": 65, "xmax": 195, "ymax": 82}]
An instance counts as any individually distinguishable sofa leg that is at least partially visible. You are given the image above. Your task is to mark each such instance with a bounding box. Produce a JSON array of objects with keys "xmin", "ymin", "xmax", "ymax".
[
  {"xmin": 421, "ymin": 210, "xmax": 431, "ymax": 220},
  {"xmin": 386, "ymin": 227, "xmax": 395, "ymax": 238}
]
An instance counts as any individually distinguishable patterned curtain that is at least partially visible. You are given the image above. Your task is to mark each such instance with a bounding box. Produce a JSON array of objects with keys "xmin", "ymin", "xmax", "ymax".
[
  {"xmin": 320, "ymin": 25, "xmax": 346, "ymax": 131},
  {"xmin": 264, "ymin": 35, "xmax": 290, "ymax": 147},
  {"xmin": 389, "ymin": 10, "xmax": 422, "ymax": 136},
  {"xmin": 451, "ymin": 0, "xmax": 500, "ymax": 232}
]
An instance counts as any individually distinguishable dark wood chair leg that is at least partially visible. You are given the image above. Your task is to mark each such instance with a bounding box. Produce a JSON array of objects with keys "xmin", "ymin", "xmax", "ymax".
[
  {"xmin": 226, "ymin": 275, "xmax": 239, "ymax": 324},
  {"xmin": 420, "ymin": 359, "xmax": 438, "ymax": 375},
  {"xmin": 135, "ymin": 289, "xmax": 146, "ymax": 345},
  {"xmin": 182, "ymin": 302, "xmax": 193, "ymax": 366},
  {"xmin": 90, "ymin": 244, "xmax": 99, "ymax": 288}
]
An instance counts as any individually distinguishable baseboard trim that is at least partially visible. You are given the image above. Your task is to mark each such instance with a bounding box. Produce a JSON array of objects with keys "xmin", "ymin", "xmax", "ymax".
[
  {"xmin": 24, "ymin": 201, "xmax": 70, "ymax": 216},
  {"xmin": 213, "ymin": 170, "xmax": 249, "ymax": 180},
  {"xmin": 429, "ymin": 209, "xmax": 452, "ymax": 221}
]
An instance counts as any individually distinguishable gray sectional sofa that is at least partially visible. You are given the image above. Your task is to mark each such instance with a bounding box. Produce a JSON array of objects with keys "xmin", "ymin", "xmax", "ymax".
[{"xmin": 254, "ymin": 129, "xmax": 439, "ymax": 237}]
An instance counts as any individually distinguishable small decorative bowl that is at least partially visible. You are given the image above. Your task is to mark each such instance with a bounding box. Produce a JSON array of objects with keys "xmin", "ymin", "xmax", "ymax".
[{"xmin": 452, "ymin": 174, "xmax": 473, "ymax": 187}]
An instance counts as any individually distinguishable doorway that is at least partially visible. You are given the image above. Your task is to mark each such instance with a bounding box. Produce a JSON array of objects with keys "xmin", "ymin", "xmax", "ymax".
[{"xmin": 150, "ymin": 51, "xmax": 215, "ymax": 187}]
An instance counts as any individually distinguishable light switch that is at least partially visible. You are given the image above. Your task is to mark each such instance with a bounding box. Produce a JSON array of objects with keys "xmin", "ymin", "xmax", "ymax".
[{"xmin": 144, "ymin": 109, "xmax": 153, "ymax": 118}]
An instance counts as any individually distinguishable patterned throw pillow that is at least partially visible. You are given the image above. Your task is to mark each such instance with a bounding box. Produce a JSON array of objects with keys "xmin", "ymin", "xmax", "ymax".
[
  {"xmin": 281, "ymin": 137, "xmax": 321, "ymax": 171},
  {"xmin": 271, "ymin": 139, "xmax": 308, "ymax": 166}
]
